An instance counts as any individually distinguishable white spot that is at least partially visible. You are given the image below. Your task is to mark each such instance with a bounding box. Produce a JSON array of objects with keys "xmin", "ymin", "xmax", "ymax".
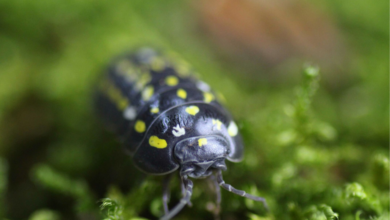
[
  {"xmin": 228, "ymin": 121, "xmax": 238, "ymax": 137},
  {"xmin": 124, "ymin": 106, "xmax": 137, "ymax": 120},
  {"xmin": 196, "ymin": 81, "xmax": 210, "ymax": 92},
  {"xmin": 172, "ymin": 124, "xmax": 185, "ymax": 137}
]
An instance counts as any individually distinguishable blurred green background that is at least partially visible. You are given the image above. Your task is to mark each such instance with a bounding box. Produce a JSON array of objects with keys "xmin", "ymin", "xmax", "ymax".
[{"xmin": 0, "ymin": 0, "xmax": 388, "ymax": 219}]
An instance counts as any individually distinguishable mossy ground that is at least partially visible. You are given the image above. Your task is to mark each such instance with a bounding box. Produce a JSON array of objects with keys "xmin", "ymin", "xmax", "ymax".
[{"xmin": 0, "ymin": 1, "xmax": 388, "ymax": 220}]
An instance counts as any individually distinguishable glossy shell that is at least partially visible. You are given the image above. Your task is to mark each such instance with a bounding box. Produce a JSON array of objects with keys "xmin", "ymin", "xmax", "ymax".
[{"xmin": 94, "ymin": 48, "xmax": 244, "ymax": 175}]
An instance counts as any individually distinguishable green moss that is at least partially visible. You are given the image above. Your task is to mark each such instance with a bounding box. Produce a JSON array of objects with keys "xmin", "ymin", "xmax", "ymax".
[
  {"xmin": 303, "ymin": 204, "xmax": 339, "ymax": 220},
  {"xmin": 100, "ymin": 198, "xmax": 123, "ymax": 220},
  {"xmin": 28, "ymin": 209, "xmax": 60, "ymax": 220},
  {"xmin": 32, "ymin": 164, "xmax": 95, "ymax": 212}
]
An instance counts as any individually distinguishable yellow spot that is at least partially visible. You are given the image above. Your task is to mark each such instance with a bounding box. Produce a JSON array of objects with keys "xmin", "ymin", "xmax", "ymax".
[
  {"xmin": 166, "ymin": 76, "xmax": 179, "ymax": 86},
  {"xmin": 176, "ymin": 63, "xmax": 190, "ymax": 76},
  {"xmin": 136, "ymin": 73, "xmax": 151, "ymax": 90},
  {"xmin": 228, "ymin": 121, "xmax": 238, "ymax": 137},
  {"xmin": 105, "ymin": 81, "xmax": 130, "ymax": 111},
  {"xmin": 212, "ymin": 119, "xmax": 222, "ymax": 130},
  {"xmin": 116, "ymin": 60, "xmax": 140, "ymax": 82},
  {"xmin": 124, "ymin": 71, "xmax": 136, "ymax": 82},
  {"xmin": 150, "ymin": 107, "xmax": 159, "ymax": 114},
  {"xmin": 118, "ymin": 99, "xmax": 129, "ymax": 110},
  {"xmin": 185, "ymin": 106, "xmax": 199, "ymax": 116},
  {"xmin": 151, "ymin": 57, "xmax": 165, "ymax": 71},
  {"xmin": 204, "ymin": 92, "xmax": 214, "ymax": 103},
  {"xmin": 198, "ymin": 138, "xmax": 207, "ymax": 147},
  {"xmin": 134, "ymin": 120, "xmax": 146, "ymax": 133},
  {"xmin": 142, "ymin": 86, "xmax": 154, "ymax": 101},
  {"xmin": 126, "ymin": 67, "xmax": 143, "ymax": 81},
  {"xmin": 177, "ymin": 89, "xmax": 187, "ymax": 99},
  {"xmin": 149, "ymin": 136, "xmax": 168, "ymax": 149}
]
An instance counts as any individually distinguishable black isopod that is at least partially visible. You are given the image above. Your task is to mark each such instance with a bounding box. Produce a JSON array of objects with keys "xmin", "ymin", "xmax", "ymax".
[{"xmin": 94, "ymin": 48, "xmax": 267, "ymax": 220}]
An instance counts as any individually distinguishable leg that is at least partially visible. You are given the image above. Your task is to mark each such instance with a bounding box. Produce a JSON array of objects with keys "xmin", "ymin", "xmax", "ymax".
[
  {"xmin": 209, "ymin": 175, "xmax": 221, "ymax": 220},
  {"xmin": 181, "ymin": 176, "xmax": 192, "ymax": 207},
  {"xmin": 162, "ymin": 173, "xmax": 173, "ymax": 214},
  {"xmin": 160, "ymin": 175, "xmax": 194, "ymax": 220},
  {"xmin": 216, "ymin": 170, "xmax": 268, "ymax": 210}
]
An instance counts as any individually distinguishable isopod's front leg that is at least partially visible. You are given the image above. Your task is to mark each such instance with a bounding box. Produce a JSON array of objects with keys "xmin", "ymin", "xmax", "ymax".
[
  {"xmin": 181, "ymin": 176, "xmax": 192, "ymax": 207},
  {"xmin": 160, "ymin": 175, "xmax": 193, "ymax": 220},
  {"xmin": 216, "ymin": 170, "xmax": 268, "ymax": 210},
  {"xmin": 162, "ymin": 173, "xmax": 173, "ymax": 214},
  {"xmin": 209, "ymin": 175, "xmax": 221, "ymax": 220}
]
